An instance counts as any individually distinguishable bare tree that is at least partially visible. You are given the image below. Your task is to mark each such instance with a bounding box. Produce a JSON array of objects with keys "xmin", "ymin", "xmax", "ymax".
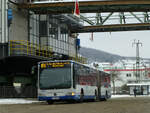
[{"xmin": 110, "ymin": 69, "xmax": 122, "ymax": 94}]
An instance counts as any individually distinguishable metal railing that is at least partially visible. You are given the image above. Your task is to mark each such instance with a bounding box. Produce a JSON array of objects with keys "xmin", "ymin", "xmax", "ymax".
[
  {"xmin": 9, "ymin": 40, "xmax": 53, "ymax": 59},
  {"xmin": 72, "ymin": 55, "xmax": 87, "ymax": 64},
  {"xmin": 8, "ymin": 40, "xmax": 87, "ymax": 63}
]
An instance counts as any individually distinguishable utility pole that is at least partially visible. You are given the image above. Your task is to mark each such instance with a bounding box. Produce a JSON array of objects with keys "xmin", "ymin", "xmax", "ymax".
[{"xmin": 132, "ymin": 40, "xmax": 142, "ymax": 83}]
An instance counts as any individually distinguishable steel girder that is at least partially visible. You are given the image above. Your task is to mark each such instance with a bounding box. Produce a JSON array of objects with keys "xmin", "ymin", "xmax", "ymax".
[
  {"xmin": 71, "ymin": 23, "xmax": 150, "ymax": 33},
  {"xmin": 73, "ymin": 12, "xmax": 150, "ymax": 33},
  {"xmin": 17, "ymin": 0, "xmax": 150, "ymax": 13},
  {"xmin": 13, "ymin": 0, "xmax": 150, "ymax": 32}
]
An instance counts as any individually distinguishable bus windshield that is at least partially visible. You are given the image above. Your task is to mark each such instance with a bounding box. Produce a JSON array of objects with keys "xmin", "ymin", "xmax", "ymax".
[{"xmin": 39, "ymin": 67, "xmax": 71, "ymax": 89}]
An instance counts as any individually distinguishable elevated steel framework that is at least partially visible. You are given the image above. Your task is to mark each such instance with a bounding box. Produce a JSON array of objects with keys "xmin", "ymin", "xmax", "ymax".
[
  {"xmin": 12, "ymin": 0, "xmax": 150, "ymax": 32},
  {"xmin": 71, "ymin": 23, "xmax": 150, "ymax": 33},
  {"xmin": 17, "ymin": 0, "xmax": 150, "ymax": 13}
]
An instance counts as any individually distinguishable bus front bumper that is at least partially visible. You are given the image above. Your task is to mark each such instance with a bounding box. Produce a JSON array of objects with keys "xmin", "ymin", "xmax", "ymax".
[{"xmin": 38, "ymin": 95, "xmax": 80, "ymax": 101}]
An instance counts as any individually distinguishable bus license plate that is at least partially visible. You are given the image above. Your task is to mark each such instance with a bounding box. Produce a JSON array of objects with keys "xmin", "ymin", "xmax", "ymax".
[{"xmin": 52, "ymin": 96, "xmax": 59, "ymax": 100}]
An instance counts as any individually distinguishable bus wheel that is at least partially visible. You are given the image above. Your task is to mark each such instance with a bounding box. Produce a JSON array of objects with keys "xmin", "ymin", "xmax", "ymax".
[
  {"xmin": 80, "ymin": 88, "xmax": 84, "ymax": 102},
  {"xmin": 47, "ymin": 100, "xmax": 53, "ymax": 104}
]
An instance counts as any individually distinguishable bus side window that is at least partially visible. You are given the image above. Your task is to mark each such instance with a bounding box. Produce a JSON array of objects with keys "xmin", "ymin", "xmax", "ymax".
[
  {"xmin": 73, "ymin": 64, "xmax": 79, "ymax": 88},
  {"xmin": 73, "ymin": 65, "xmax": 76, "ymax": 88}
]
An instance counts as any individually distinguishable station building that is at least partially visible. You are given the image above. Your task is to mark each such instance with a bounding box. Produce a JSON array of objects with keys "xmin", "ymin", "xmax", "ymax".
[
  {"xmin": 0, "ymin": 0, "xmax": 86, "ymax": 97},
  {"xmin": 94, "ymin": 59, "xmax": 150, "ymax": 94}
]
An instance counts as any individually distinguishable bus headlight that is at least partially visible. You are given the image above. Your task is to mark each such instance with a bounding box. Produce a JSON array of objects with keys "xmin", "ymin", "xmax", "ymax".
[
  {"xmin": 71, "ymin": 92, "xmax": 75, "ymax": 96},
  {"xmin": 67, "ymin": 92, "xmax": 75, "ymax": 96}
]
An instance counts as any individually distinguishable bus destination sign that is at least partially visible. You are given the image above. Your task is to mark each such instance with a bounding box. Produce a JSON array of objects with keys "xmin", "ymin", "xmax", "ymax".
[{"xmin": 40, "ymin": 62, "xmax": 70, "ymax": 68}]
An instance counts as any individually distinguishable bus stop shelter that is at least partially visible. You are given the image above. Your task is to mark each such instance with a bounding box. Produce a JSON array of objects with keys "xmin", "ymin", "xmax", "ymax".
[{"xmin": 127, "ymin": 83, "xmax": 150, "ymax": 95}]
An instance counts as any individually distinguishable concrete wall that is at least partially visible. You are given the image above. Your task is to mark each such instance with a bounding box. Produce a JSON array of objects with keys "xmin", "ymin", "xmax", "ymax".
[
  {"xmin": 0, "ymin": 0, "xmax": 28, "ymax": 43},
  {"xmin": 9, "ymin": 3, "xmax": 28, "ymax": 41},
  {"xmin": 29, "ymin": 13, "xmax": 39, "ymax": 44}
]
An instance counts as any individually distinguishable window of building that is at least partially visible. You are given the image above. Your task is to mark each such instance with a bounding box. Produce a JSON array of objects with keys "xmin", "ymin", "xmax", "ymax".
[
  {"xmin": 126, "ymin": 73, "xmax": 132, "ymax": 77},
  {"xmin": 49, "ymin": 16, "xmax": 58, "ymax": 39},
  {"xmin": 29, "ymin": 13, "xmax": 39, "ymax": 45},
  {"xmin": 39, "ymin": 21, "xmax": 47, "ymax": 37}
]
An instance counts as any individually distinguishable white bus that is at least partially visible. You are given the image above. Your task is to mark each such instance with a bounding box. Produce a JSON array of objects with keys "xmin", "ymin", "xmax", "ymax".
[{"xmin": 38, "ymin": 60, "xmax": 111, "ymax": 104}]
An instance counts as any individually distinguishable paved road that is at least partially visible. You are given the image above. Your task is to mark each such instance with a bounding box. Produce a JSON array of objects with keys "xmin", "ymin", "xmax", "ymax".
[{"xmin": 0, "ymin": 97, "xmax": 150, "ymax": 113}]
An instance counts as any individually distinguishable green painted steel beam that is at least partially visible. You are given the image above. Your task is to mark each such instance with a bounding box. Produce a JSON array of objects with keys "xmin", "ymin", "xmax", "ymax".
[
  {"xmin": 80, "ymin": 15, "xmax": 95, "ymax": 25},
  {"xmin": 82, "ymin": 12, "xmax": 150, "ymax": 26},
  {"xmin": 130, "ymin": 12, "xmax": 144, "ymax": 23},
  {"xmin": 101, "ymin": 12, "xmax": 114, "ymax": 24}
]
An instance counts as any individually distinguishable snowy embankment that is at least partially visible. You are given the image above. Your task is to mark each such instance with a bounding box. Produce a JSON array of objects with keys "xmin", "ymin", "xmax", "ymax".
[
  {"xmin": 0, "ymin": 99, "xmax": 39, "ymax": 104},
  {"xmin": 111, "ymin": 94, "xmax": 150, "ymax": 98},
  {"xmin": 111, "ymin": 95, "xmax": 132, "ymax": 98}
]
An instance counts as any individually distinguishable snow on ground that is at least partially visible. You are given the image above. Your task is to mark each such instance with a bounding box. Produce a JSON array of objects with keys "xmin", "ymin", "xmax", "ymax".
[
  {"xmin": 111, "ymin": 94, "xmax": 150, "ymax": 98},
  {"xmin": 111, "ymin": 95, "xmax": 132, "ymax": 98},
  {"xmin": 0, "ymin": 99, "xmax": 39, "ymax": 104},
  {"xmin": 0, "ymin": 95, "xmax": 150, "ymax": 104}
]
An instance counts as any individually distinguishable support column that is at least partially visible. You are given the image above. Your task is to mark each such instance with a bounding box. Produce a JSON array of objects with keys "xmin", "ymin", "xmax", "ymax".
[{"xmin": 1, "ymin": 0, "xmax": 8, "ymax": 43}]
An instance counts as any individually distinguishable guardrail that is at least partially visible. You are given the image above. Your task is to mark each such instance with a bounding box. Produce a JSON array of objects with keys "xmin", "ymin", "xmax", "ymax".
[
  {"xmin": 72, "ymin": 55, "xmax": 87, "ymax": 64},
  {"xmin": 8, "ymin": 40, "xmax": 87, "ymax": 64},
  {"xmin": 9, "ymin": 40, "xmax": 53, "ymax": 59}
]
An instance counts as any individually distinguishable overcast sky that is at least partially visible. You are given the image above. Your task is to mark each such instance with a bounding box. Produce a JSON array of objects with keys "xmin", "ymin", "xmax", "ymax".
[{"xmin": 79, "ymin": 31, "xmax": 150, "ymax": 58}]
